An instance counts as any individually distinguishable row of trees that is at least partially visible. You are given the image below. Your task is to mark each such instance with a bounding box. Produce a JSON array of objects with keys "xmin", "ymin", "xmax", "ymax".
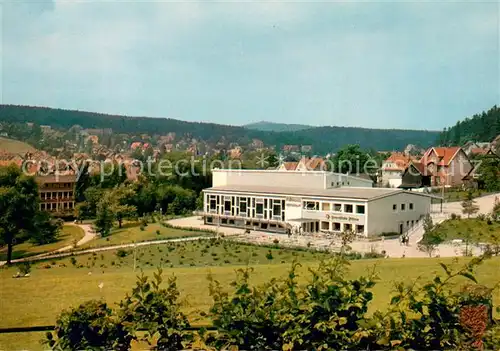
[
  {"xmin": 0, "ymin": 165, "xmax": 63, "ymax": 264},
  {"xmin": 46, "ymin": 257, "xmax": 500, "ymax": 350}
]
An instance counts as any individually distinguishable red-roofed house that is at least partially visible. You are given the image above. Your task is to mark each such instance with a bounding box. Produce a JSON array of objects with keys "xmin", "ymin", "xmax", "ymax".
[
  {"xmin": 420, "ymin": 147, "xmax": 472, "ymax": 187},
  {"xmin": 278, "ymin": 161, "xmax": 299, "ymax": 171},
  {"xmin": 380, "ymin": 152, "xmax": 415, "ymax": 187},
  {"xmin": 130, "ymin": 142, "xmax": 142, "ymax": 150},
  {"xmin": 296, "ymin": 157, "xmax": 326, "ymax": 171}
]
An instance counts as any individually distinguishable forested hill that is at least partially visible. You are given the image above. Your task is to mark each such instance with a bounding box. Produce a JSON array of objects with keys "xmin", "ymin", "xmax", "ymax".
[
  {"xmin": 244, "ymin": 121, "xmax": 313, "ymax": 132},
  {"xmin": 0, "ymin": 105, "xmax": 439, "ymax": 153},
  {"xmin": 438, "ymin": 105, "xmax": 500, "ymax": 145}
]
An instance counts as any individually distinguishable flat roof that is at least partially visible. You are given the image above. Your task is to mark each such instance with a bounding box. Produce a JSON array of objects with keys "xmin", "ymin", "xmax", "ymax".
[
  {"xmin": 203, "ymin": 185, "xmax": 418, "ymax": 201},
  {"xmin": 211, "ymin": 169, "xmax": 373, "ymax": 183}
]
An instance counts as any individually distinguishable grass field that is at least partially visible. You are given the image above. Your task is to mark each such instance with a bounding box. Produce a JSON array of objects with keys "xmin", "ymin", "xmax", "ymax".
[
  {"xmin": 0, "ymin": 225, "xmax": 85, "ymax": 261},
  {"xmin": 1, "ymin": 240, "xmax": 499, "ymax": 350},
  {"xmin": 0, "ymin": 136, "xmax": 35, "ymax": 153},
  {"xmin": 435, "ymin": 218, "xmax": 500, "ymax": 243},
  {"xmin": 80, "ymin": 222, "xmax": 210, "ymax": 249}
]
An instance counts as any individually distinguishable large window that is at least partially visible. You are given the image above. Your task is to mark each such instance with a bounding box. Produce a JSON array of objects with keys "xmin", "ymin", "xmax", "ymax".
[
  {"xmin": 256, "ymin": 203, "xmax": 264, "ymax": 216},
  {"xmin": 409, "ymin": 203, "xmax": 414, "ymax": 210},
  {"xmin": 333, "ymin": 222, "xmax": 341, "ymax": 231},
  {"xmin": 209, "ymin": 197, "xmax": 217, "ymax": 211},
  {"xmin": 344, "ymin": 223, "xmax": 352, "ymax": 232},
  {"xmin": 239, "ymin": 199, "xmax": 247, "ymax": 215},
  {"xmin": 322, "ymin": 203, "xmax": 330, "ymax": 211},
  {"xmin": 303, "ymin": 201, "xmax": 319, "ymax": 211},
  {"xmin": 333, "ymin": 203, "xmax": 342, "ymax": 212},
  {"xmin": 321, "ymin": 221, "xmax": 330, "ymax": 230},
  {"xmin": 356, "ymin": 225, "xmax": 365, "ymax": 234},
  {"xmin": 356, "ymin": 205, "xmax": 365, "ymax": 214},
  {"xmin": 401, "ymin": 203, "xmax": 406, "ymax": 211},
  {"xmin": 344, "ymin": 204, "xmax": 353, "ymax": 213},
  {"xmin": 224, "ymin": 199, "xmax": 231, "ymax": 213},
  {"xmin": 272, "ymin": 200, "xmax": 282, "ymax": 218}
]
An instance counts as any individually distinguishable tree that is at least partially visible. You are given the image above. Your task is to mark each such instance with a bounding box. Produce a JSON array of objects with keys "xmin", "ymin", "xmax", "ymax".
[
  {"xmin": 0, "ymin": 165, "xmax": 39, "ymax": 264},
  {"xmin": 418, "ymin": 214, "xmax": 443, "ymax": 257},
  {"xmin": 331, "ymin": 144, "xmax": 370, "ymax": 174},
  {"xmin": 30, "ymin": 212, "xmax": 63, "ymax": 245},
  {"xmin": 108, "ymin": 186, "xmax": 137, "ymax": 228},
  {"xmin": 462, "ymin": 192, "xmax": 480, "ymax": 218},
  {"xmin": 95, "ymin": 198, "xmax": 114, "ymax": 237}
]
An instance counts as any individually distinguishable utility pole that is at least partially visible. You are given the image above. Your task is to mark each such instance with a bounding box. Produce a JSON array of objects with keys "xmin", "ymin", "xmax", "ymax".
[{"xmin": 133, "ymin": 242, "xmax": 137, "ymax": 272}]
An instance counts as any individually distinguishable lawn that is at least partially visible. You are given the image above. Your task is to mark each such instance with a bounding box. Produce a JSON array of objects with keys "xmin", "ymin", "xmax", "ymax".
[
  {"xmin": 0, "ymin": 225, "xmax": 85, "ymax": 261},
  {"xmin": 79, "ymin": 222, "xmax": 210, "ymax": 249},
  {"xmin": 434, "ymin": 218, "xmax": 500, "ymax": 243},
  {"xmin": 1, "ymin": 240, "xmax": 499, "ymax": 350},
  {"xmin": 0, "ymin": 136, "xmax": 35, "ymax": 154}
]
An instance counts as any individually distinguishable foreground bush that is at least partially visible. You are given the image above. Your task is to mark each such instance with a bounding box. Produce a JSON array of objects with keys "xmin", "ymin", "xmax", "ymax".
[{"xmin": 46, "ymin": 256, "xmax": 500, "ymax": 350}]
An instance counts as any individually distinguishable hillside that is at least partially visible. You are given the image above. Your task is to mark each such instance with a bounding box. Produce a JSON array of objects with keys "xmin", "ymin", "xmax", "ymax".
[
  {"xmin": 244, "ymin": 121, "xmax": 313, "ymax": 132},
  {"xmin": 0, "ymin": 105, "xmax": 439, "ymax": 153},
  {"xmin": 439, "ymin": 105, "xmax": 500, "ymax": 145},
  {"xmin": 0, "ymin": 136, "xmax": 35, "ymax": 154}
]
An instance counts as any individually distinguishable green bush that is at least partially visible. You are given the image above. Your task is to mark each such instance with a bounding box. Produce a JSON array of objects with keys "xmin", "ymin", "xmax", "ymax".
[{"xmin": 115, "ymin": 249, "xmax": 129, "ymax": 258}]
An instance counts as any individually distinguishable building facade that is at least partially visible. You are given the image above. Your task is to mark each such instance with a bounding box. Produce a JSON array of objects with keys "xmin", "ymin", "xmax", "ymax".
[
  {"xmin": 36, "ymin": 175, "xmax": 76, "ymax": 213},
  {"xmin": 201, "ymin": 170, "xmax": 432, "ymax": 237}
]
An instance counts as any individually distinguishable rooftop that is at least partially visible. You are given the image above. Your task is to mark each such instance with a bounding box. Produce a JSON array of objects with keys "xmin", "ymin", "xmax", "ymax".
[
  {"xmin": 35, "ymin": 174, "xmax": 77, "ymax": 184},
  {"xmin": 204, "ymin": 185, "xmax": 420, "ymax": 201}
]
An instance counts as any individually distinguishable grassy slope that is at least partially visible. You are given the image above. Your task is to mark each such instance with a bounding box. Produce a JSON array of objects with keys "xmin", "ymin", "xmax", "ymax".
[
  {"xmin": 435, "ymin": 218, "xmax": 500, "ymax": 243},
  {"xmin": 0, "ymin": 225, "xmax": 85, "ymax": 261},
  {"xmin": 0, "ymin": 240, "xmax": 499, "ymax": 345},
  {"xmin": 0, "ymin": 136, "xmax": 35, "ymax": 153},
  {"xmin": 79, "ymin": 223, "xmax": 210, "ymax": 249}
]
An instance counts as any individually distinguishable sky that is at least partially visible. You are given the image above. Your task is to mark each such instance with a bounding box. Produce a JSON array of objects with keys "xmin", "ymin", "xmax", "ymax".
[{"xmin": 1, "ymin": 0, "xmax": 499, "ymax": 130}]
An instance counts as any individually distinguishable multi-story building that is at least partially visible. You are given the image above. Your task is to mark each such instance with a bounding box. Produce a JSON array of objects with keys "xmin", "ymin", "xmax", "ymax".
[
  {"xmin": 36, "ymin": 175, "xmax": 76, "ymax": 213},
  {"xmin": 420, "ymin": 147, "xmax": 472, "ymax": 187},
  {"xmin": 201, "ymin": 169, "xmax": 433, "ymax": 237}
]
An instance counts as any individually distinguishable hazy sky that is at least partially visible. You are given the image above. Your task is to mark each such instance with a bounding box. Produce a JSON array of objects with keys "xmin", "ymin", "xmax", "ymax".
[{"xmin": 2, "ymin": 0, "xmax": 499, "ymax": 130}]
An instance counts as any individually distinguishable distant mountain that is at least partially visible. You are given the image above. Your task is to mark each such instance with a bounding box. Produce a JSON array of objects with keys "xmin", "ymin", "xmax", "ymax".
[
  {"xmin": 0, "ymin": 105, "xmax": 439, "ymax": 153},
  {"xmin": 244, "ymin": 121, "xmax": 313, "ymax": 132},
  {"xmin": 438, "ymin": 105, "xmax": 500, "ymax": 145}
]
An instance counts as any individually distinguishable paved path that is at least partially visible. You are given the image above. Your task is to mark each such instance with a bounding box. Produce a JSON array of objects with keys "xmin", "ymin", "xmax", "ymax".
[
  {"xmin": 1, "ymin": 236, "xmax": 205, "ymax": 266},
  {"xmin": 53, "ymin": 224, "xmax": 96, "ymax": 253}
]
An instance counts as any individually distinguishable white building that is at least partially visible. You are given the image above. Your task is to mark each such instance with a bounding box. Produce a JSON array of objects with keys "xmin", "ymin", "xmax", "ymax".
[{"xmin": 202, "ymin": 169, "xmax": 434, "ymax": 237}]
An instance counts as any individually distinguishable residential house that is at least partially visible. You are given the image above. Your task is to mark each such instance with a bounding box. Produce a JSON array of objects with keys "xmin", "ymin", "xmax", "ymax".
[
  {"xmin": 229, "ymin": 146, "xmax": 242, "ymax": 159},
  {"xmin": 420, "ymin": 147, "xmax": 472, "ymax": 187},
  {"xmin": 130, "ymin": 142, "xmax": 142, "ymax": 150},
  {"xmin": 301, "ymin": 145, "xmax": 313, "ymax": 153},
  {"xmin": 463, "ymin": 141, "xmax": 492, "ymax": 156},
  {"xmin": 282, "ymin": 145, "xmax": 300, "ymax": 153},
  {"xmin": 277, "ymin": 162, "xmax": 299, "ymax": 171},
  {"xmin": 380, "ymin": 152, "xmax": 414, "ymax": 188},
  {"xmin": 399, "ymin": 161, "xmax": 432, "ymax": 189},
  {"xmin": 251, "ymin": 139, "xmax": 264, "ymax": 149},
  {"xmin": 296, "ymin": 157, "xmax": 325, "ymax": 171},
  {"xmin": 86, "ymin": 135, "xmax": 99, "ymax": 145}
]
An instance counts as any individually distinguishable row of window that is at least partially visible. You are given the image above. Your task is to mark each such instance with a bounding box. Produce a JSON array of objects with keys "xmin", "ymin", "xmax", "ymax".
[
  {"xmin": 320, "ymin": 221, "xmax": 365, "ymax": 233},
  {"xmin": 392, "ymin": 203, "xmax": 414, "ymax": 212},
  {"xmin": 207, "ymin": 194, "xmax": 286, "ymax": 221},
  {"xmin": 40, "ymin": 191, "xmax": 74, "ymax": 200},
  {"xmin": 303, "ymin": 201, "xmax": 365, "ymax": 214},
  {"xmin": 41, "ymin": 182, "xmax": 74, "ymax": 189},
  {"xmin": 40, "ymin": 202, "xmax": 74, "ymax": 211}
]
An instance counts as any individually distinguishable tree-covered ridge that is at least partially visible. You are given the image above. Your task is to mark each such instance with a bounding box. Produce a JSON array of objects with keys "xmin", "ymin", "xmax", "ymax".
[
  {"xmin": 439, "ymin": 105, "xmax": 500, "ymax": 145},
  {"xmin": 0, "ymin": 105, "xmax": 439, "ymax": 153}
]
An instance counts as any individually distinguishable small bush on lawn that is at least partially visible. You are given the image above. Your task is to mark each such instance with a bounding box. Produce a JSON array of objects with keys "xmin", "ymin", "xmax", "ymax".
[
  {"xmin": 140, "ymin": 225, "xmax": 145, "ymax": 231},
  {"xmin": 70, "ymin": 257, "xmax": 77, "ymax": 266},
  {"xmin": 115, "ymin": 249, "xmax": 129, "ymax": 258},
  {"xmin": 156, "ymin": 229, "xmax": 161, "ymax": 235}
]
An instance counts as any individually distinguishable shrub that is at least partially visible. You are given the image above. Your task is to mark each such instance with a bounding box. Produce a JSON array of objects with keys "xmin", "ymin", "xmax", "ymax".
[
  {"xmin": 156, "ymin": 229, "xmax": 161, "ymax": 235},
  {"xmin": 477, "ymin": 213, "xmax": 486, "ymax": 221},
  {"xmin": 451, "ymin": 213, "xmax": 458, "ymax": 220},
  {"xmin": 70, "ymin": 257, "xmax": 77, "ymax": 266},
  {"xmin": 273, "ymin": 238, "xmax": 279, "ymax": 245},
  {"xmin": 19, "ymin": 262, "xmax": 31, "ymax": 275},
  {"xmin": 139, "ymin": 225, "xmax": 145, "ymax": 231},
  {"xmin": 115, "ymin": 249, "xmax": 129, "ymax": 258},
  {"xmin": 265, "ymin": 251, "xmax": 273, "ymax": 260}
]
